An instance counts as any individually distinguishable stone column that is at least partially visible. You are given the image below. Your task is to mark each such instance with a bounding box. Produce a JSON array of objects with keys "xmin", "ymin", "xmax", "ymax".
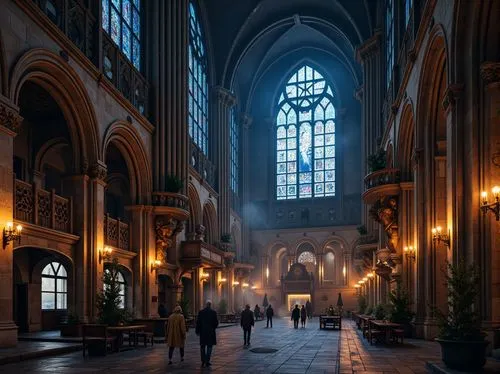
[
  {"xmin": 399, "ymin": 182, "xmax": 415, "ymax": 299},
  {"xmin": 241, "ymin": 114, "xmax": 252, "ymax": 259},
  {"xmin": 0, "ymin": 99, "xmax": 22, "ymax": 347},
  {"xmin": 227, "ymin": 266, "xmax": 235, "ymax": 312},
  {"xmin": 214, "ymin": 87, "xmax": 236, "ymax": 238},
  {"xmin": 479, "ymin": 62, "xmax": 500, "ymax": 327}
]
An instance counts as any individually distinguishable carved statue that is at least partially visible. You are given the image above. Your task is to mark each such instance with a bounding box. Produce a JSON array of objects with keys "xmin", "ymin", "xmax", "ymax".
[
  {"xmin": 155, "ymin": 216, "xmax": 184, "ymax": 262},
  {"xmin": 369, "ymin": 196, "xmax": 399, "ymax": 253}
]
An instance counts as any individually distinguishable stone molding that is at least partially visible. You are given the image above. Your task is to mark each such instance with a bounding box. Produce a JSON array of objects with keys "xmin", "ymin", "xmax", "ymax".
[
  {"xmin": 0, "ymin": 97, "xmax": 23, "ymax": 133},
  {"xmin": 356, "ymin": 31, "xmax": 381, "ymax": 63},
  {"xmin": 480, "ymin": 61, "xmax": 500, "ymax": 85},
  {"xmin": 89, "ymin": 161, "xmax": 107, "ymax": 181},
  {"xmin": 214, "ymin": 86, "xmax": 237, "ymax": 108},
  {"xmin": 442, "ymin": 84, "xmax": 464, "ymax": 112}
]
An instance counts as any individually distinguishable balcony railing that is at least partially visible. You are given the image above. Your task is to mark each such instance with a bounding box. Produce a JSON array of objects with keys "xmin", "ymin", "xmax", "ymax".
[
  {"xmin": 14, "ymin": 179, "xmax": 73, "ymax": 233},
  {"xmin": 190, "ymin": 141, "xmax": 216, "ymax": 187},
  {"xmin": 364, "ymin": 168, "xmax": 400, "ymax": 190},
  {"xmin": 152, "ymin": 192, "xmax": 189, "ymax": 210},
  {"xmin": 104, "ymin": 214, "xmax": 130, "ymax": 251}
]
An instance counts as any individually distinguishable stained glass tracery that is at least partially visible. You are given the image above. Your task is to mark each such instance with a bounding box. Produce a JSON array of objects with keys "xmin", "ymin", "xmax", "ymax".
[
  {"xmin": 102, "ymin": 0, "xmax": 141, "ymax": 70},
  {"xmin": 188, "ymin": 1, "xmax": 209, "ymax": 155},
  {"xmin": 276, "ymin": 65, "xmax": 336, "ymax": 200}
]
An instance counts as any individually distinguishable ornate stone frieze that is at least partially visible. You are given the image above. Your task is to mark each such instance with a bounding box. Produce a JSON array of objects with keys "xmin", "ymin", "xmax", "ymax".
[
  {"xmin": 155, "ymin": 215, "xmax": 184, "ymax": 263},
  {"xmin": 0, "ymin": 99, "xmax": 23, "ymax": 133},
  {"xmin": 480, "ymin": 62, "xmax": 500, "ymax": 85},
  {"xmin": 89, "ymin": 161, "xmax": 107, "ymax": 181}
]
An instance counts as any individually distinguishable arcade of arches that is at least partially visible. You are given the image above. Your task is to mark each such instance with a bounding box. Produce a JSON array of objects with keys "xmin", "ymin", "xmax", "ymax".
[{"xmin": 0, "ymin": 0, "xmax": 498, "ymax": 356}]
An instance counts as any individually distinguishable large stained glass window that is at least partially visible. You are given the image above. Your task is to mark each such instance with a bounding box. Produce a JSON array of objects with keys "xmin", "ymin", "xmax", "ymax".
[
  {"xmin": 386, "ymin": 0, "xmax": 394, "ymax": 87},
  {"xmin": 188, "ymin": 1, "xmax": 209, "ymax": 155},
  {"xmin": 102, "ymin": 0, "xmax": 141, "ymax": 70},
  {"xmin": 230, "ymin": 108, "xmax": 239, "ymax": 193},
  {"xmin": 276, "ymin": 65, "xmax": 336, "ymax": 200},
  {"xmin": 404, "ymin": 0, "xmax": 413, "ymax": 28}
]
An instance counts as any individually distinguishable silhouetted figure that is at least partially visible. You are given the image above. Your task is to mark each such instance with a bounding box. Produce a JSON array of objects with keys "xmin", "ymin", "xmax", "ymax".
[
  {"xmin": 241, "ymin": 304, "xmax": 255, "ymax": 347},
  {"xmin": 300, "ymin": 305, "xmax": 307, "ymax": 328},
  {"xmin": 158, "ymin": 303, "xmax": 168, "ymax": 318},
  {"xmin": 195, "ymin": 300, "xmax": 219, "ymax": 368},
  {"xmin": 306, "ymin": 300, "xmax": 312, "ymax": 320},
  {"xmin": 254, "ymin": 304, "xmax": 261, "ymax": 321},
  {"xmin": 291, "ymin": 305, "xmax": 300, "ymax": 329},
  {"xmin": 266, "ymin": 304, "xmax": 274, "ymax": 328}
]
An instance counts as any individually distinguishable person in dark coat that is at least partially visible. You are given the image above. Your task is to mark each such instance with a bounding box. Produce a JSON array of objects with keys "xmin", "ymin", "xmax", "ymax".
[
  {"xmin": 291, "ymin": 304, "xmax": 300, "ymax": 329},
  {"xmin": 300, "ymin": 305, "xmax": 307, "ymax": 328},
  {"xmin": 158, "ymin": 303, "xmax": 168, "ymax": 318},
  {"xmin": 305, "ymin": 300, "xmax": 312, "ymax": 320},
  {"xmin": 266, "ymin": 304, "xmax": 274, "ymax": 328},
  {"xmin": 240, "ymin": 304, "xmax": 255, "ymax": 347},
  {"xmin": 254, "ymin": 304, "xmax": 261, "ymax": 321},
  {"xmin": 195, "ymin": 300, "xmax": 219, "ymax": 368}
]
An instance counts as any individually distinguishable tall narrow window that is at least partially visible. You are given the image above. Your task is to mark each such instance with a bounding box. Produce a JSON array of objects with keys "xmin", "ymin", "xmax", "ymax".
[
  {"xmin": 386, "ymin": 0, "xmax": 394, "ymax": 87},
  {"xmin": 188, "ymin": 1, "xmax": 209, "ymax": 155},
  {"xmin": 276, "ymin": 65, "xmax": 336, "ymax": 200},
  {"xmin": 230, "ymin": 108, "xmax": 239, "ymax": 193},
  {"xmin": 41, "ymin": 262, "xmax": 68, "ymax": 310},
  {"xmin": 404, "ymin": 0, "xmax": 413, "ymax": 28},
  {"xmin": 104, "ymin": 269, "xmax": 126, "ymax": 309},
  {"xmin": 102, "ymin": 0, "xmax": 141, "ymax": 71}
]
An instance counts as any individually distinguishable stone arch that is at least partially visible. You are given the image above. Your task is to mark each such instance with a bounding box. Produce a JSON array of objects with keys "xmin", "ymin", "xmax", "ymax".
[
  {"xmin": 319, "ymin": 235, "xmax": 349, "ymax": 255},
  {"xmin": 385, "ymin": 142, "xmax": 394, "ymax": 169},
  {"xmin": 293, "ymin": 237, "xmax": 320, "ymax": 257},
  {"xmin": 9, "ymin": 48, "xmax": 100, "ymax": 173},
  {"xmin": 187, "ymin": 183, "xmax": 202, "ymax": 234},
  {"xmin": 102, "ymin": 121, "xmax": 152, "ymax": 204},
  {"xmin": 397, "ymin": 100, "xmax": 416, "ymax": 181},
  {"xmin": 202, "ymin": 200, "xmax": 218, "ymax": 245}
]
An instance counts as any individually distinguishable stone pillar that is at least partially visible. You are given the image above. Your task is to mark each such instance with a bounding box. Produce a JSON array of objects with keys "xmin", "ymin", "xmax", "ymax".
[
  {"xmin": 214, "ymin": 87, "xmax": 236, "ymax": 238},
  {"xmin": 241, "ymin": 114, "xmax": 252, "ymax": 259},
  {"xmin": 192, "ymin": 267, "xmax": 203, "ymax": 313},
  {"xmin": 399, "ymin": 182, "xmax": 415, "ymax": 299},
  {"xmin": 88, "ymin": 161, "xmax": 107, "ymax": 321},
  {"xmin": 227, "ymin": 266, "xmax": 235, "ymax": 312},
  {"xmin": 0, "ymin": 99, "xmax": 22, "ymax": 347}
]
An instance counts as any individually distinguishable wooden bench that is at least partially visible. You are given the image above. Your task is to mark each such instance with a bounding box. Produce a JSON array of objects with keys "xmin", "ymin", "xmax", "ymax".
[
  {"xmin": 133, "ymin": 321, "xmax": 154, "ymax": 347},
  {"xmin": 319, "ymin": 315, "xmax": 341, "ymax": 330},
  {"xmin": 391, "ymin": 328, "xmax": 405, "ymax": 344},
  {"xmin": 82, "ymin": 324, "xmax": 115, "ymax": 357}
]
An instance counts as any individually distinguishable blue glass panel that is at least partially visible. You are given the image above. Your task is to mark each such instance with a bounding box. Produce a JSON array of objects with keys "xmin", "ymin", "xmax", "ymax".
[
  {"xmin": 102, "ymin": 0, "xmax": 109, "ymax": 31},
  {"xmin": 122, "ymin": 0, "xmax": 131, "ymax": 25},
  {"xmin": 132, "ymin": 37, "xmax": 140, "ymax": 70},
  {"xmin": 111, "ymin": 0, "xmax": 119, "ymax": 7},
  {"xmin": 277, "ymin": 126, "xmax": 286, "ymax": 138},
  {"xmin": 111, "ymin": 8, "xmax": 120, "ymax": 44},
  {"xmin": 277, "ymin": 175, "xmax": 286, "ymax": 185},
  {"xmin": 287, "ymin": 150, "xmax": 296, "ymax": 161},
  {"xmin": 132, "ymin": 10, "xmax": 140, "ymax": 37},
  {"xmin": 122, "ymin": 26, "xmax": 131, "ymax": 59},
  {"xmin": 277, "ymin": 163, "xmax": 286, "ymax": 174},
  {"xmin": 298, "ymin": 124, "xmax": 312, "ymax": 172},
  {"xmin": 287, "ymin": 162, "xmax": 296, "ymax": 173},
  {"xmin": 277, "ymin": 151, "xmax": 286, "ymax": 162},
  {"xmin": 133, "ymin": 0, "xmax": 140, "ymax": 8}
]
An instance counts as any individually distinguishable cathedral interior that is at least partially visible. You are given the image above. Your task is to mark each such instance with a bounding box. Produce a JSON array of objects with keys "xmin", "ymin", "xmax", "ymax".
[{"xmin": 0, "ymin": 0, "xmax": 499, "ymax": 371}]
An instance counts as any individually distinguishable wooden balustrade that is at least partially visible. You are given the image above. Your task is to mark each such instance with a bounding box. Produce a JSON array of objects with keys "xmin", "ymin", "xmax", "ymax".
[
  {"xmin": 152, "ymin": 192, "xmax": 189, "ymax": 210},
  {"xmin": 104, "ymin": 214, "xmax": 130, "ymax": 251},
  {"xmin": 364, "ymin": 168, "xmax": 400, "ymax": 190},
  {"xmin": 14, "ymin": 179, "xmax": 73, "ymax": 233}
]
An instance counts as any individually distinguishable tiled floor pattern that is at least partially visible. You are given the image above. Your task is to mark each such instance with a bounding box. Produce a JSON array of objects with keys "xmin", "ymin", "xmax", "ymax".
[{"xmin": 0, "ymin": 318, "xmax": 443, "ymax": 373}]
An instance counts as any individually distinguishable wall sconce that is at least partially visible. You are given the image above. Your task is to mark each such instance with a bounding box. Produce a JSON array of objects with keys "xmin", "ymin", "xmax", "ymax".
[
  {"xmin": 358, "ymin": 279, "xmax": 365, "ymax": 285},
  {"xmin": 342, "ymin": 265, "xmax": 346, "ymax": 277},
  {"xmin": 266, "ymin": 267, "xmax": 269, "ymax": 279},
  {"xmin": 232, "ymin": 281, "xmax": 240, "ymax": 287},
  {"xmin": 150, "ymin": 259, "xmax": 161, "ymax": 273},
  {"xmin": 3, "ymin": 222, "xmax": 22, "ymax": 249},
  {"xmin": 480, "ymin": 187, "xmax": 500, "ymax": 221},
  {"xmin": 367, "ymin": 272, "xmax": 374, "ymax": 279},
  {"xmin": 242, "ymin": 282, "xmax": 249, "ymax": 288},
  {"xmin": 354, "ymin": 284, "xmax": 361, "ymax": 288},
  {"xmin": 218, "ymin": 278, "xmax": 227, "ymax": 286},
  {"xmin": 403, "ymin": 245, "xmax": 416, "ymax": 260},
  {"xmin": 200, "ymin": 272, "xmax": 210, "ymax": 282},
  {"xmin": 362, "ymin": 277, "xmax": 368, "ymax": 282},
  {"xmin": 432, "ymin": 226, "xmax": 450, "ymax": 247},
  {"xmin": 251, "ymin": 285, "xmax": 257, "ymax": 290},
  {"xmin": 99, "ymin": 246, "xmax": 113, "ymax": 264}
]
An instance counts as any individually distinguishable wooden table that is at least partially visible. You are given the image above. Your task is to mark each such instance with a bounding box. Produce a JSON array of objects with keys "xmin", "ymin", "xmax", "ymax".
[
  {"xmin": 369, "ymin": 320, "xmax": 401, "ymax": 344},
  {"xmin": 107, "ymin": 325, "xmax": 146, "ymax": 351},
  {"xmin": 319, "ymin": 315, "xmax": 341, "ymax": 330}
]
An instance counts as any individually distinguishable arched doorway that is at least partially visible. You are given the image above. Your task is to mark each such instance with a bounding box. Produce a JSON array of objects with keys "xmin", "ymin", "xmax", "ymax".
[{"xmin": 158, "ymin": 274, "xmax": 174, "ymax": 313}]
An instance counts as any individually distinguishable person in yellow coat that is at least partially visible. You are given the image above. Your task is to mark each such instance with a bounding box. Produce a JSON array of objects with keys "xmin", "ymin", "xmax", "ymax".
[{"xmin": 166, "ymin": 305, "xmax": 186, "ymax": 365}]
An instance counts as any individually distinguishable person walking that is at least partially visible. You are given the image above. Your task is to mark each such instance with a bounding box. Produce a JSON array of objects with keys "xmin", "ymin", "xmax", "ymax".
[
  {"xmin": 305, "ymin": 300, "xmax": 312, "ymax": 320},
  {"xmin": 300, "ymin": 305, "xmax": 307, "ymax": 328},
  {"xmin": 166, "ymin": 305, "xmax": 186, "ymax": 365},
  {"xmin": 291, "ymin": 304, "xmax": 300, "ymax": 329},
  {"xmin": 266, "ymin": 304, "xmax": 274, "ymax": 328},
  {"xmin": 254, "ymin": 304, "xmax": 261, "ymax": 321},
  {"xmin": 195, "ymin": 300, "xmax": 219, "ymax": 368},
  {"xmin": 241, "ymin": 304, "xmax": 255, "ymax": 347}
]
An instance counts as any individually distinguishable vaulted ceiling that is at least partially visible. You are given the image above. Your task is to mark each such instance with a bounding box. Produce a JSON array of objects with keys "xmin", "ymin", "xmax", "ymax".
[{"xmin": 204, "ymin": 0, "xmax": 376, "ymax": 112}]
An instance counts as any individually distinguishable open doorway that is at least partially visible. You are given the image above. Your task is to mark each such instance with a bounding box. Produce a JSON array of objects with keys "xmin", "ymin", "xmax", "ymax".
[{"xmin": 287, "ymin": 294, "xmax": 311, "ymax": 312}]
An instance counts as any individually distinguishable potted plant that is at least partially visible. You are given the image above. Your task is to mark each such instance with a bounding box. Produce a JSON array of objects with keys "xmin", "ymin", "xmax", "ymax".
[
  {"xmin": 373, "ymin": 304, "xmax": 386, "ymax": 320},
  {"xmin": 221, "ymin": 233, "xmax": 232, "ymax": 244},
  {"xmin": 357, "ymin": 294, "xmax": 367, "ymax": 314},
  {"xmin": 367, "ymin": 149, "xmax": 386, "ymax": 173},
  {"xmin": 388, "ymin": 284, "xmax": 414, "ymax": 337},
  {"xmin": 96, "ymin": 258, "xmax": 129, "ymax": 326},
  {"xmin": 434, "ymin": 261, "xmax": 489, "ymax": 371},
  {"xmin": 60, "ymin": 309, "xmax": 83, "ymax": 337},
  {"xmin": 165, "ymin": 174, "xmax": 184, "ymax": 193}
]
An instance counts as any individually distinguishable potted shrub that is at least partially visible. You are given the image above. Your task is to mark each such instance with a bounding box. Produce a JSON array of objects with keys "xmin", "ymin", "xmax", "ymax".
[
  {"xmin": 60, "ymin": 310, "xmax": 83, "ymax": 337},
  {"xmin": 388, "ymin": 284, "xmax": 414, "ymax": 337},
  {"xmin": 96, "ymin": 258, "xmax": 129, "ymax": 326},
  {"xmin": 434, "ymin": 261, "xmax": 489, "ymax": 371},
  {"xmin": 367, "ymin": 149, "xmax": 386, "ymax": 173},
  {"xmin": 373, "ymin": 304, "xmax": 386, "ymax": 320},
  {"xmin": 221, "ymin": 233, "xmax": 232, "ymax": 244},
  {"xmin": 357, "ymin": 294, "xmax": 367, "ymax": 314},
  {"xmin": 165, "ymin": 174, "xmax": 184, "ymax": 193}
]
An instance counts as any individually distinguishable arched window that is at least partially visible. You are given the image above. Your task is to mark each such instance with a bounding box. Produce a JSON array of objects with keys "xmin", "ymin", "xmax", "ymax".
[
  {"xmin": 386, "ymin": 0, "xmax": 394, "ymax": 87},
  {"xmin": 41, "ymin": 262, "xmax": 68, "ymax": 310},
  {"xmin": 104, "ymin": 269, "xmax": 126, "ymax": 309},
  {"xmin": 276, "ymin": 65, "xmax": 336, "ymax": 199},
  {"xmin": 297, "ymin": 251, "xmax": 316, "ymax": 273},
  {"xmin": 188, "ymin": 1, "xmax": 209, "ymax": 155},
  {"xmin": 102, "ymin": 0, "xmax": 142, "ymax": 70},
  {"xmin": 323, "ymin": 252, "xmax": 335, "ymax": 281},
  {"xmin": 230, "ymin": 108, "xmax": 239, "ymax": 193}
]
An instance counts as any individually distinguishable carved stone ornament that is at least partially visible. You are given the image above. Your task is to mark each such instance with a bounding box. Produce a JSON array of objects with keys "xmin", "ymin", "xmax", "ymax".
[
  {"xmin": 89, "ymin": 161, "xmax": 107, "ymax": 180},
  {"xmin": 155, "ymin": 215, "xmax": 184, "ymax": 261},
  {"xmin": 214, "ymin": 86, "xmax": 236, "ymax": 108},
  {"xmin": 356, "ymin": 32, "xmax": 381, "ymax": 63},
  {"xmin": 480, "ymin": 62, "xmax": 500, "ymax": 85},
  {"xmin": 241, "ymin": 113, "xmax": 253, "ymax": 130},
  {"xmin": 194, "ymin": 224, "xmax": 205, "ymax": 241},
  {"xmin": 442, "ymin": 84, "xmax": 464, "ymax": 112},
  {"xmin": 369, "ymin": 196, "xmax": 399, "ymax": 253},
  {"xmin": 0, "ymin": 100, "xmax": 23, "ymax": 133}
]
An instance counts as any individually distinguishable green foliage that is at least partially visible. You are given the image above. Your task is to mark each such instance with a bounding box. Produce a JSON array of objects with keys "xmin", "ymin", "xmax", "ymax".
[
  {"xmin": 374, "ymin": 304, "xmax": 387, "ymax": 320},
  {"xmin": 358, "ymin": 294, "xmax": 367, "ymax": 314},
  {"xmin": 221, "ymin": 233, "xmax": 232, "ymax": 243},
  {"xmin": 217, "ymin": 299, "xmax": 228, "ymax": 315},
  {"xmin": 357, "ymin": 225, "xmax": 368, "ymax": 235},
  {"xmin": 96, "ymin": 258, "xmax": 130, "ymax": 326},
  {"xmin": 367, "ymin": 149, "xmax": 386, "ymax": 172},
  {"xmin": 178, "ymin": 297, "xmax": 190, "ymax": 319},
  {"xmin": 262, "ymin": 294, "xmax": 269, "ymax": 308},
  {"xmin": 165, "ymin": 174, "xmax": 184, "ymax": 193},
  {"xmin": 433, "ymin": 261, "xmax": 484, "ymax": 341},
  {"xmin": 365, "ymin": 306, "xmax": 373, "ymax": 315},
  {"xmin": 388, "ymin": 283, "xmax": 414, "ymax": 324}
]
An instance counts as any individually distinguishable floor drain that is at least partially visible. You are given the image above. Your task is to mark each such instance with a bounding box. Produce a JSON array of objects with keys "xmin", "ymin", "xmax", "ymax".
[{"xmin": 249, "ymin": 347, "xmax": 278, "ymax": 353}]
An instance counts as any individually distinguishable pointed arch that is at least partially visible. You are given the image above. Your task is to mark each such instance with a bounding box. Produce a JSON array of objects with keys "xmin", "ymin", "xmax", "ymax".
[
  {"xmin": 9, "ymin": 49, "xmax": 100, "ymax": 172},
  {"xmin": 397, "ymin": 100, "xmax": 416, "ymax": 180},
  {"xmin": 202, "ymin": 200, "xmax": 218, "ymax": 245},
  {"xmin": 102, "ymin": 121, "xmax": 152, "ymax": 204},
  {"xmin": 187, "ymin": 183, "xmax": 202, "ymax": 233}
]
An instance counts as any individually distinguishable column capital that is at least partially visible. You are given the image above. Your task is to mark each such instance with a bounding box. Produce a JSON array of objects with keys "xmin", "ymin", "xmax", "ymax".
[
  {"xmin": 356, "ymin": 31, "xmax": 381, "ymax": 64},
  {"xmin": 480, "ymin": 61, "xmax": 500, "ymax": 86},
  {"xmin": 354, "ymin": 85, "xmax": 363, "ymax": 102},
  {"xmin": 89, "ymin": 160, "xmax": 108, "ymax": 181},
  {"xmin": 442, "ymin": 83, "xmax": 464, "ymax": 113},
  {"xmin": 214, "ymin": 86, "xmax": 237, "ymax": 108},
  {"xmin": 240, "ymin": 113, "xmax": 253, "ymax": 129},
  {"xmin": 0, "ymin": 97, "xmax": 23, "ymax": 133}
]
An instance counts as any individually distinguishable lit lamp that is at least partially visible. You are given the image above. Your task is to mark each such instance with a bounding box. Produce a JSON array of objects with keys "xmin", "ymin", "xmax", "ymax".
[
  {"xmin": 367, "ymin": 272, "xmax": 374, "ymax": 279},
  {"xmin": 431, "ymin": 226, "xmax": 450, "ymax": 247},
  {"xmin": 404, "ymin": 245, "xmax": 416, "ymax": 260},
  {"xmin": 150, "ymin": 259, "xmax": 161, "ymax": 273},
  {"xmin": 232, "ymin": 281, "xmax": 240, "ymax": 287},
  {"xmin": 362, "ymin": 277, "xmax": 368, "ymax": 282},
  {"xmin": 354, "ymin": 284, "xmax": 361, "ymax": 288},
  {"xmin": 99, "ymin": 246, "xmax": 113, "ymax": 263},
  {"xmin": 342, "ymin": 265, "xmax": 346, "ymax": 277},
  {"xmin": 219, "ymin": 278, "xmax": 227, "ymax": 286},
  {"xmin": 200, "ymin": 272, "xmax": 210, "ymax": 282},
  {"xmin": 480, "ymin": 186, "xmax": 500, "ymax": 221},
  {"xmin": 3, "ymin": 222, "xmax": 22, "ymax": 249},
  {"xmin": 251, "ymin": 285, "xmax": 257, "ymax": 290},
  {"xmin": 242, "ymin": 282, "xmax": 249, "ymax": 288},
  {"xmin": 266, "ymin": 267, "xmax": 269, "ymax": 279}
]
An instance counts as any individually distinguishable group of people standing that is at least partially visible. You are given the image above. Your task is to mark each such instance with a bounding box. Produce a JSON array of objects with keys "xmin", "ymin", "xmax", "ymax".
[{"xmin": 291, "ymin": 300, "xmax": 313, "ymax": 328}]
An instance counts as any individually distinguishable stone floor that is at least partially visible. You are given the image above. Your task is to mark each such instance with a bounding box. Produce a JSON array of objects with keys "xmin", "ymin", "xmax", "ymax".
[{"xmin": 0, "ymin": 318, "xmax": 464, "ymax": 373}]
